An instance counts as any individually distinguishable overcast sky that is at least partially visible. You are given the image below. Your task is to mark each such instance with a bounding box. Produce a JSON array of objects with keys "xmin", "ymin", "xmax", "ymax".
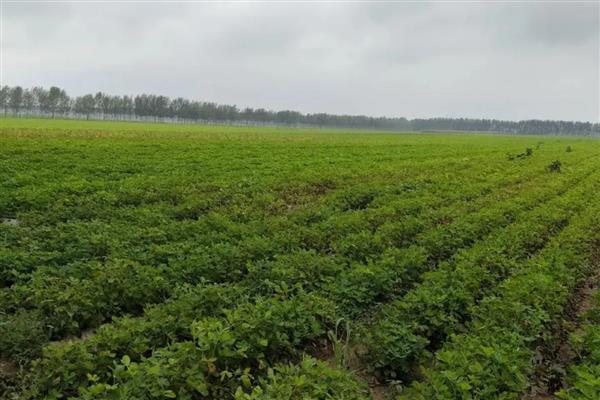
[{"xmin": 2, "ymin": 1, "xmax": 599, "ymax": 122}]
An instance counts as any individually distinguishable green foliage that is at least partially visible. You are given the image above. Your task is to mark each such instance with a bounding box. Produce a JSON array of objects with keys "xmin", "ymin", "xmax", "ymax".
[
  {"xmin": 557, "ymin": 365, "xmax": 600, "ymax": 400},
  {"xmin": 335, "ymin": 188, "xmax": 378, "ymax": 211},
  {"xmin": 506, "ymin": 147, "xmax": 533, "ymax": 160},
  {"xmin": 74, "ymin": 293, "xmax": 334, "ymax": 399},
  {"xmin": 557, "ymin": 292, "xmax": 600, "ymax": 399},
  {"xmin": 1, "ymin": 118, "xmax": 599, "ymax": 399},
  {"xmin": 548, "ymin": 160, "xmax": 562, "ymax": 172},
  {"xmin": 0, "ymin": 309, "xmax": 49, "ymax": 362},
  {"xmin": 235, "ymin": 357, "xmax": 369, "ymax": 400},
  {"xmin": 364, "ymin": 175, "xmax": 597, "ymax": 381},
  {"xmin": 402, "ymin": 196, "xmax": 600, "ymax": 399}
]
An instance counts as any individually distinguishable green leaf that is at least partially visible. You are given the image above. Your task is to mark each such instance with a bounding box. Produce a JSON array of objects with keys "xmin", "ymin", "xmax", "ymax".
[{"xmin": 121, "ymin": 355, "xmax": 131, "ymax": 366}]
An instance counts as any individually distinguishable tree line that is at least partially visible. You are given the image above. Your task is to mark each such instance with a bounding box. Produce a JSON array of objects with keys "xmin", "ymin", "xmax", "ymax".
[{"xmin": 1, "ymin": 85, "xmax": 598, "ymax": 136}]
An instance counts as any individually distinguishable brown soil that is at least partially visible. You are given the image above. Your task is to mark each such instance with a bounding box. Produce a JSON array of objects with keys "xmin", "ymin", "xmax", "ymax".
[{"xmin": 0, "ymin": 358, "xmax": 17, "ymax": 377}]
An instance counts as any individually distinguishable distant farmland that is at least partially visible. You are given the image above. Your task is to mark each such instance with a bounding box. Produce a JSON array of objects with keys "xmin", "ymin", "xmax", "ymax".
[{"xmin": 1, "ymin": 118, "xmax": 599, "ymax": 399}]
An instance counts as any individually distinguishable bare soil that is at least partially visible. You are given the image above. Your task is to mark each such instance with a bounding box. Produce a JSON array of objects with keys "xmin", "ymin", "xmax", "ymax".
[{"xmin": 0, "ymin": 358, "xmax": 17, "ymax": 377}]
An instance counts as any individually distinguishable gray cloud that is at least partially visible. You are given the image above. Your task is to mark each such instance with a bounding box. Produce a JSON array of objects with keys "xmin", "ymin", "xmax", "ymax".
[
  {"xmin": 522, "ymin": 4, "xmax": 599, "ymax": 46},
  {"xmin": 3, "ymin": 1, "xmax": 599, "ymax": 122}
]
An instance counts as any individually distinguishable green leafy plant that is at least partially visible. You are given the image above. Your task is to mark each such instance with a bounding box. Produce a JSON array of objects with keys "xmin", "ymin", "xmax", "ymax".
[{"xmin": 547, "ymin": 160, "xmax": 562, "ymax": 172}]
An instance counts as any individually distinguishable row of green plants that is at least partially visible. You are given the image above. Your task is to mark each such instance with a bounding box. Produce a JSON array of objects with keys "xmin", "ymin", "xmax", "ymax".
[
  {"xmin": 2, "ymin": 141, "xmax": 560, "ymax": 278},
  {"xmin": 402, "ymin": 178, "xmax": 600, "ymax": 399},
  {"xmin": 362, "ymin": 168, "xmax": 600, "ymax": 383},
  {"xmin": 89, "ymin": 179, "xmax": 593, "ymax": 399},
  {"xmin": 1, "ymin": 145, "xmax": 520, "ymax": 287},
  {"xmin": 233, "ymin": 356, "xmax": 369, "ymax": 400},
  {"xmin": 2, "ymin": 141, "xmax": 581, "ymax": 366},
  {"xmin": 28, "ymin": 292, "xmax": 336, "ymax": 399},
  {"xmin": 0, "ymin": 190, "xmax": 510, "ymax": 394},
  {"xmin": 3, "ymin": 121, "xmax": 599, "ymax": 399},
  {"xmin": 557, "ymin": 285, "xmax": 600, "ymax": 399},
  {"xmin": 248, "ymin": 167, "xmax": 600, "ymax": 400},
  {"xmin": 15, "ymin": 163, "xmax": 598, "ymax": 399}
]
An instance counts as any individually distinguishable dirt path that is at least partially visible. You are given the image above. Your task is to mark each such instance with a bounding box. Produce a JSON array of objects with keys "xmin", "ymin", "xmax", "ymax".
[{"xmin": 523, "ymin": 244, "xmax": 600, "ymax": 399}]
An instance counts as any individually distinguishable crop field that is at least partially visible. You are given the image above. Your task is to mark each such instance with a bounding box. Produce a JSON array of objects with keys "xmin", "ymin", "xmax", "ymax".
[{"xmin": 1, "ymin": 117, "xmax": 600, "ymax": 400}]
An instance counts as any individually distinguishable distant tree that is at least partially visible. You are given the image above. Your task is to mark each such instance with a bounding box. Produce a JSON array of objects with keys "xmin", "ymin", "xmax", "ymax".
[
  {"xmin": 95, "ymin": 92, "xmax": 111, "ymax": 118},
  {"xmin": 107, "ymin": 96, "xmax": 123, "ymax": 117},
  {"xmin": 216, "ymin": 104, "xmax": 238, "ymax": 121},
  {"xmin": 0, "ymin": 86, "xmax": 10, "ymax": 115},
  {"xmin": 3, "ymin": 84, "xmax": 599, "ymax": 136},
  {"xmin": 22, "ymin": 89, "xmax": 36, "ymax": 115},
  {"xmin": 170, "ymin": 97, "xmax": 189, "ymax": 121},
  {"xmin": 74, "ymin": 94, "xmax": 96, "ymax": 119},
  {"xmin": 276, "ymin": 110, "xmax": 302, "ymax": 125},
  {"xmin": 199, "ymin": 102, "xmax": 217, "ymax": 121},
  {"xmin": 135, "ymin": 94, "xmax": 157, "ymax": 119},
  {"xmin": 187, "ymin": 101, "xmax": 202, "ymax": 120},
  {"xmin": 40, "ymin": 86, "xmax": 63, "ymax": 118},
  {"xmin": 122, "ymin": 96, "xmax": 134, "ymax": 117},
  {"xmin": 312, "ymin": 113, "xmax": 329, "ymax": 128},
  {"xmin": 152, "ymin": 95, "xmax": 171, "ymax": 119},
  {"xmin": 253, "ymin": 108, "xmax": 271, "ymax": 124},
  {"xmin": 57, "ymin": 90, "xmax": 71, "ymax": 116},
  {"xmin": 9, "ymin": 86, "xmax": 24, "ymax": 114}
]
